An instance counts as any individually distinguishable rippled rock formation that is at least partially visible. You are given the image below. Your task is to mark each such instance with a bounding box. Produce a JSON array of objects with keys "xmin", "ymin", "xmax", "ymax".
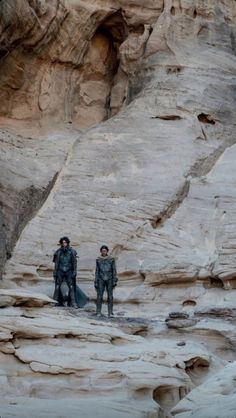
[{"xmin": 1, "ymin": 1, "xmax": 236, "ymax": 417}]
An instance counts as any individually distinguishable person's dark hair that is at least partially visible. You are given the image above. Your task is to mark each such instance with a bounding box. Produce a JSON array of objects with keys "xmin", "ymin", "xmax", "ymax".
[
  {"xmin": 100, "ymin": 245, "xmax": 109, "ymax": 252},
  {"xmin": 59, "ymin": 236, "xmax": 70, "ymax": 245}
]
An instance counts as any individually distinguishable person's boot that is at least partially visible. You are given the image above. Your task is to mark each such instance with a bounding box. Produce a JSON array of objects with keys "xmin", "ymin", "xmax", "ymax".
[
  {"xmin": 53, "ymin": 285, "xmax": 61, "ymax": 304},
  {"xmin": 108, "ymin": 303, "xmax": 114, "ymax": 318},
  {"xmin": 96, "ymin": 302, "xmax": 102, "ymax": 317}
]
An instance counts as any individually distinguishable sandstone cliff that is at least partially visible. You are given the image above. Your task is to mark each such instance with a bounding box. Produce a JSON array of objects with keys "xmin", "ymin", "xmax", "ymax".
[{"xmin": 1, "ymin": 1, "xmax": 236, "ymax": 417}]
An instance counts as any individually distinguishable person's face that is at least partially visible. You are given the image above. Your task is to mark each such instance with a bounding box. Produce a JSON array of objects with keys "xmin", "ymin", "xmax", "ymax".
[
  {"xmin": 62, "ymin": 240, "xmax": 68, "ymax": 248},
  {"xmin": 101, "ymin": 248, "xmax": 108, "ymax": 257}
]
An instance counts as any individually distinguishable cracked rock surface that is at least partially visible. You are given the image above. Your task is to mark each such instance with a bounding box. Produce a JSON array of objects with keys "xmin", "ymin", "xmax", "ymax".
[
  {"xmin": 0, "ymin": 306, "xmax": 231, "ymax": 417},
  {"xmin": 1, "ymin": 0, "xmax": 236, "ymax": 417}
]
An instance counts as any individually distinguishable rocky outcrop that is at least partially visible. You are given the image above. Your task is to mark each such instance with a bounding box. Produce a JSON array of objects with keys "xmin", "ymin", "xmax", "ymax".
[
  {"xmin": 172, "ymin": 362, "xmax": 236, "ymax": 418},
  {"xmin": 0, "ymin": 0, "xmax": 163, "ymax": 127},
  {"xmin": 0, "ymin": 305, "xmax": 230, "ymax": 417},
  {"xmin": 2, "ymin": 0, "xmax": 236, "ymax": 290},
  {"xmin": 0, "ymin": 289, "xmax": 55, "ymax": 307},
  {"xmin": 0, "ymin": 126, "xmax": 76, "ymax": 277},
  {"xmin": 1, "ymin": 0, "xmax": 236, "ymax": 417}
]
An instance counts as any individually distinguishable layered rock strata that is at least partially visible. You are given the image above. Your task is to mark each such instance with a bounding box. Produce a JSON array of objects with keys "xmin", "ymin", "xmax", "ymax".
[{"xmin": 1, "ymin": 0, "xmax": 236, "ymax": 417}]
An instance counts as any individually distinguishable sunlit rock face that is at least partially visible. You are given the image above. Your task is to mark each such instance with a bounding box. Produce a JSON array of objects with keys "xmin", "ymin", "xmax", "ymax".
[{"xmin": 1, "ymin": 1, "xmax": 236, "ymax": 417}]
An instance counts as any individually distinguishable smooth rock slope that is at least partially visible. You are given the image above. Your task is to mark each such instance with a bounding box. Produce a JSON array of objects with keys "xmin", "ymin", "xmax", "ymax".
[{"xmin": 1, "ymin": 1, "xmax": 236, "ymax": 417}]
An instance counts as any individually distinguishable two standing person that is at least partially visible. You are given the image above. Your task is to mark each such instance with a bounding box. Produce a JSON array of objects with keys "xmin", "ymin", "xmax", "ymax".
[{"xmin": 53, "ymin": 238, "xmax": 118, "ymax": 317}]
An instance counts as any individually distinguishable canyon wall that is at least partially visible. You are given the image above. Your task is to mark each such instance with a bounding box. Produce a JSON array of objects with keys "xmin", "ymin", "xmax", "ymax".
[{"xmin": 1, "ymin": 1, "xmax": 236, "ymax": 417}]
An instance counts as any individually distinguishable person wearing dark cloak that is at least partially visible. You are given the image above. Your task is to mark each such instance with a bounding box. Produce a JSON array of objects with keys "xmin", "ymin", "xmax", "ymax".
[{"xmin": 53, "ymin": 237, "xmax": 88, "ymax": 308}]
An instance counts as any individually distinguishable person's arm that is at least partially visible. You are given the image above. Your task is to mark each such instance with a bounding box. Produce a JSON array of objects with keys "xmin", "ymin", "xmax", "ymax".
[
  {"xmin": 94, "ymin": 259, "xmax": 99, "ymax": 289},
  {"xmin": 72, "ymin": 250, "xmax": 77, "ymax": 279},
  {"xmin": 112, "ymin": 258, "xmax": 118, "ymax": 287},
  {"xmin": 53, "ymin": 251, "xmax": 57, "ymax": 280}
]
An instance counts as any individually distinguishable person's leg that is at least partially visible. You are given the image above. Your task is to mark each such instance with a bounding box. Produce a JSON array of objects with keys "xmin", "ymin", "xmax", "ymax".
[
  {"xmin": 53, "ymin": 271, "xmax": 63, "ymax": 305},
  {"xmin": 107, "ymin": 279, "xmax": 114, "ymax": 317},
  {"xmin": 66, "ymin": 271, "xmax": 77, "ymax": 308},
  {"xmin": 96, "ymin": 279, "xmax": 105, "ymax": 316}
]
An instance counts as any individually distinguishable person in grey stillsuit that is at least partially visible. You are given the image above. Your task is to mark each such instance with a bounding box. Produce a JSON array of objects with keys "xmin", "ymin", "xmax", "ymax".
[
  {"xmin": 53, "ymin": 236, "xmax": 78, "ymax": 308},
  {"xmin": 94, "ymin": 245, "xmax": 118, "ymax": 317}
]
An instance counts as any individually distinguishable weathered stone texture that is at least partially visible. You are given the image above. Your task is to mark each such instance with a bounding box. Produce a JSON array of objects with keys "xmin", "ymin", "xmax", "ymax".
[{"xmin": 1, "ymin": 0, "xmax": 236, "ymax": 417}]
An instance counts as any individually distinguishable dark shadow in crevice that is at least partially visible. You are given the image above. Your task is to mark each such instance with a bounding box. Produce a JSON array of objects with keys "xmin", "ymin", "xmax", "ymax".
[
  {"xmin": 182, "ymin": 299, "xmax": 197, "ymax": 307},
  {"xmin": 73, "ymin": 10, "xmax": 129, "ymax": 127},
  {"xmin": 204, "ymin": 277, "xmax": 224, "ymax": 289},
  {"xmin": 150, "ymin": 180, "xmax": 190, "ymax": 229},
  {"xmin": 198, "ymin": 113, "xmax": 216, "ymax": 124},
  {"xmin": 99, "ymin": 10, "xmax": 128, "ymax": 46},
  {"xmin": 166, "ymin": 66, "xmax": 182, "ymax": 74},
  {"xmin": 151, "ymin": 115, "xmax": 182, "ymax": 121},
  {"xmin": 185, "ymin": 356, "xmax": 210, "ymax": 385}
]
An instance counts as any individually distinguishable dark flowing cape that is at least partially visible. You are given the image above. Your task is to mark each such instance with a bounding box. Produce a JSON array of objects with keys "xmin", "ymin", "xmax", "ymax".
[{"xmin": 75, "ymin": 285, "xmax": 89, "ymax": 308}]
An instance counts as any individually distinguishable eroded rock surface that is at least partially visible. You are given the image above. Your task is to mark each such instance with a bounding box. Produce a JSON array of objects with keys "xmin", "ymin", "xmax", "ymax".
[
  {"xmin": 0, "ymin": 306, "xmax": 230, "ymax": 417},
  {"xmin": 1, "ymin": 0, "xmax": 236, "ymax": 417},
  {"xmin": 172, "ymin": 362, "xmax": 236, "ymax": 418},
  {"xmin": 0, "ymin": 126, "xmax": 76, "ymax": 276},
  {"xmin": 0, "ymin": 289, "xmax": 55, "ymax": 307}
]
